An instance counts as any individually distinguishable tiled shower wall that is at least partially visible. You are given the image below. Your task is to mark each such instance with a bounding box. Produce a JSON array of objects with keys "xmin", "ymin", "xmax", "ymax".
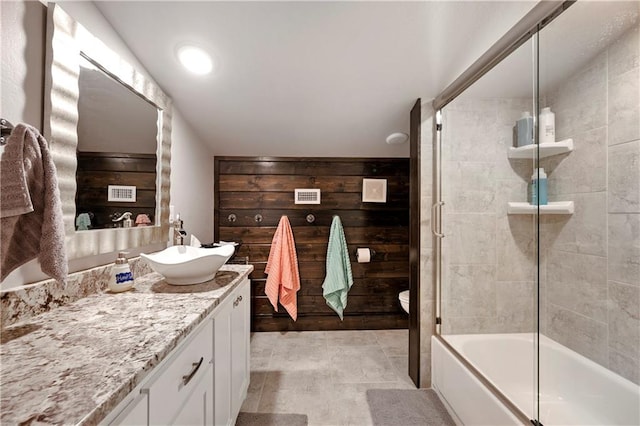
[
  {"xmin": 440, "ymin": 97, "xmax": 537, "ymax": 335},
  {"xmin": 541, "ymin": 23, "xmax": 640, "ymax": 385}
]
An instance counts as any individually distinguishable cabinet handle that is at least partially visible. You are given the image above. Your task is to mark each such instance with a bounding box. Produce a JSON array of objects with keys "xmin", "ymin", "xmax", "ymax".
[
  {"xmin": 233, "ymin": 294, "xmax": 243, "ymax": 307},
  {"xmin": 182, "ymin": 357, "xmax": 204, "ymax": 386}
]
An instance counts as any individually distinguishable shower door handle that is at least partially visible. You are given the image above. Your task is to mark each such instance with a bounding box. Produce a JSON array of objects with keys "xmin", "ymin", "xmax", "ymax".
[{"xmin": 431, "ymin": 201, "xmax": 445, "ymax": 238}]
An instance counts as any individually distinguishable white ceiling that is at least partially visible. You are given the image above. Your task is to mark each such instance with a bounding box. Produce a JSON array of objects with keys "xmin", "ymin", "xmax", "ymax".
[{"xmin": 92, "ymin": 1, "xmax": 539, "ymax": 157}]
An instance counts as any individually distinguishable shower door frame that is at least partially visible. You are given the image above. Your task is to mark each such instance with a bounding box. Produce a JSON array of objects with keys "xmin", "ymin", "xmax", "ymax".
[{"xmin": 430, "ymin": 1, "xmax": 574, "ymax": 424}]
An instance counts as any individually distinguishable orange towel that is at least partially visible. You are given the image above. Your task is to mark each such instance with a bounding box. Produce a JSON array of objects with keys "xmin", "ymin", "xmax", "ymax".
[{"xmin": 264, "ymin": 215, "xmax": 300, "ymax": 321}]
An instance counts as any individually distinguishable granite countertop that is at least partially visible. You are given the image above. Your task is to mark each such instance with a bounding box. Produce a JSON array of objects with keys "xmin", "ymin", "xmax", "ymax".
[{"xmin": 0, "ymin": 264, "xmax": 253, "ymax": 425}]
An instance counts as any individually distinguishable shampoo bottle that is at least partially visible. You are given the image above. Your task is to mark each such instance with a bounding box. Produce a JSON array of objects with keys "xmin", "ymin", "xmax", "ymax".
[
  {"xmin": 539, "ymin": 107, "xmax": 556, "ymax": 144},
  {"xmin": 530, "ymin": 168, "xmax": 548, "ymax": 206},
  {"xmin": 516, "ymin": 111, "xmax": 534, "ymax": 147},
  {"xmin": 109, "ymin": 252, "xmax": 134, "ymax": 292}
]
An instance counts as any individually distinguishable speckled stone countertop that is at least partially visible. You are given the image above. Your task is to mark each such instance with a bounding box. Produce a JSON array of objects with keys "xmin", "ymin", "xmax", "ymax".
[{"xmin": 0, "ymin": 264, "xmax": 252, "ymax": 425}]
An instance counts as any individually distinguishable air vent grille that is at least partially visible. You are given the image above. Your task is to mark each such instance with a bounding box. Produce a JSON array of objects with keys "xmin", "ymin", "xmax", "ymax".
[
  {"xmin": 294, "ymin": 188, "xmax": 321, "ymax": 204},
  {"xmin": 108, "ymin": 185, "xmax": 137, "ymax": 202}
]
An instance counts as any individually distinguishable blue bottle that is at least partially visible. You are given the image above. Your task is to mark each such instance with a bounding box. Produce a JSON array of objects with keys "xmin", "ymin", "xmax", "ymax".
[
  {"xmin": 516, "ymin": 111, "xmax": 534, "ymax": 147},
  {"xmin": 530, "ymin": 168, "xmax": 548, "ymax": 205}
]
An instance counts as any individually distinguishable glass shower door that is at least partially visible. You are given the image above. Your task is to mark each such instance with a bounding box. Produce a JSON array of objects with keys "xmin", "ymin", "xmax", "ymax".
[
  {"xmin": 436, "ymin": 33, "xmax": 541, "ymax": 422},
  {"xmin": 536, "ymin": 2, "xmax": 640, "ymax": 425}
]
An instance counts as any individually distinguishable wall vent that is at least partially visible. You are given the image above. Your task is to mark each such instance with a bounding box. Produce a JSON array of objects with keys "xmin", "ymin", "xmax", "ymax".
[
  {"xmin": 294, "ymin": 188, "xmax": 321, "ymax": 204},
  {"xmin": 108, "ymin": 185, "xmax": 137, "ymax": 202}
]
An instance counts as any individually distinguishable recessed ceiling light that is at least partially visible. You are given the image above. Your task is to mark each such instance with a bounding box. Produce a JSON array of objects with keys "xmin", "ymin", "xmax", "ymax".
[
  {"xmin": 177, "ymin": 45, "xmax": 213, "ymax": 75},
  {"xmin": 386, "ymin": 132, "xmax": 408, "ymax": 145}
]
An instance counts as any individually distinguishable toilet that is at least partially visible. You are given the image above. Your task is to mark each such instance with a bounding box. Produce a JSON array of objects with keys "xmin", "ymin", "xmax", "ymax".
[{"xmin": 399, "ymin": 290, "xmax": 409, "ymax": 314}]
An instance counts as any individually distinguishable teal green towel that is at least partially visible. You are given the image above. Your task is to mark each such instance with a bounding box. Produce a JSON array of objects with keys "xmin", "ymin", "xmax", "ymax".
[
  {"xmin": 75, "ymin": 213, "xmax": 91, "ymax": 230},
  {"xmin": 322, "ymin": 216, "xmax": 353, "ymax": 320}
]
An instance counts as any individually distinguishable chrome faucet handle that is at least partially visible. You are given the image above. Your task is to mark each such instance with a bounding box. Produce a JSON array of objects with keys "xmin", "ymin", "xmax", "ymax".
[{"xmin": 171, "ymin": 214, "xmax": 187, "ymax": 245}]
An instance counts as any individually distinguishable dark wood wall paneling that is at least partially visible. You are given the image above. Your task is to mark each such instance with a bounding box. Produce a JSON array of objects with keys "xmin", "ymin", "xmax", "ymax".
[
  {"xmin": 215, "ymin": 157, "xmax": 410, "ymax": 332},
  {"xmin": 76, "ymin": 152, "xmax": 157, "ymax": 228}
]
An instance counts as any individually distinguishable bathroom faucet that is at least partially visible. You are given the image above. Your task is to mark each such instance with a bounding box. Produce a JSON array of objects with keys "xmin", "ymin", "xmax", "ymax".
[
  {"xmin": 172, "ymin": 214, "xmax": 187, "ymax": 245},
  {"xmin": 112, "ymin": 212, "xmax": 133, "ymax": 228}
]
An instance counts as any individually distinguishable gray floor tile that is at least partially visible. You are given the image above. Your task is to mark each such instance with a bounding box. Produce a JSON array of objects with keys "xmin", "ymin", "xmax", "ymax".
[
  {"xmin": 240, "ymin": 371, "xmax": 267, "ymax": 413},
  {"xmin": 257, "ymin": 388, "xmax": 342, "ymax": 426},
  {"xmin": 262, "ymin": 369, "xmax": 334, "ymax": 392},
  {"xmin": 269, "ymin": 345, "xmax": 330, "ymax": 372},
  {"xmin": 328, "ymin": 345, "xmax": 399, "ymax": 384},
  {"xmin": 325, "ymin": 330, "xmax": 378, "ymax": 347},
  {"xmin": 251, "ymin": 356, "xmax": 272, "ymax": 373},
  {"xmin": 388, "ymin": 356, "xmax": 415, "ymax": 387},
  {"xmin": 373, "ymin": 329, "xmax": 409, "ymax": 357},
  {"xmin": 246, "ymin": 329, "xmax": 415, "ymax": 425}
]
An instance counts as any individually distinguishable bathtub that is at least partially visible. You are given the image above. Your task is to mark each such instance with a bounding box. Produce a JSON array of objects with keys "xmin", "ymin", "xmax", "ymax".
[{"xmin": 432, "ymin": 333, "xmax": 640, "ymax": 425}]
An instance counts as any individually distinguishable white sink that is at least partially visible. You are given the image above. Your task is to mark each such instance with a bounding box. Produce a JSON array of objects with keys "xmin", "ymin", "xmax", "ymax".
[{"xmin": 140, "ymin": 245, "xmax": 236, "ymax": 285}]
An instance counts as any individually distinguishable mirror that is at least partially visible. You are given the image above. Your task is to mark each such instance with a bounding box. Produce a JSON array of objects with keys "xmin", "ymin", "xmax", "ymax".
[
  {"xmin": 44, "ymin": 3, "xmax": 171, "ymax": 259},
  {"xmin": 76, "ymin": 55, "xmax": 159, "ymax": 229}
]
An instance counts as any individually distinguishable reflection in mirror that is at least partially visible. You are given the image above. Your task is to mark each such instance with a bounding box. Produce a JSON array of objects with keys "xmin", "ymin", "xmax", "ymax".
[
  {"xmin": 45, "ymin": 4, "xmax": 171, "ymax": 260},
  {"xmin": 76, "ymin": 55, "xmax": 159, "ymax": 230}
]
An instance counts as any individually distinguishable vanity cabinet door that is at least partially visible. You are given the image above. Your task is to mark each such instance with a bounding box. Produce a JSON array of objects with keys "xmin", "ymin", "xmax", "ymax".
[
  {"xmin": 230, "ymin": 279, "xmax": 250, "ymax": 418},
  {"xmin": 108, "ymin": 393, "xmax": 148, "ymax": 426},
  {"xmin": 214, "ymin": 296, "xmax": 232, "ymax": 426},
  {"xmin": 214, "ymin": 278, "xmax": 250, "ymax": 426},
  {"xmin": 171, "ymin": 364, "xmax": 214, "ymax": 426}
]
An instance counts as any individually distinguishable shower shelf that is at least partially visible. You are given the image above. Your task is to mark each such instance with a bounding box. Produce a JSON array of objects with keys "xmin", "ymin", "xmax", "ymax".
[
  {"xmin": 508, "ymin": 139, "xmax": 574, "ymax": 159},
  {"xmin": 507, "ymin": 201, "xmax": 574, "ymax": 215}
]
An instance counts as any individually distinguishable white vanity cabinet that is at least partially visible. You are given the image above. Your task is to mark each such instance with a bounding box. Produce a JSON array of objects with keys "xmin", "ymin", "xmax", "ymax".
[
  {"xmin": 214, "ymin": 278, "xmax": 251, "ymax": 426},
  {"xmin": 104, "ymin": 277, "xmax": 251, "ymax": 426}
]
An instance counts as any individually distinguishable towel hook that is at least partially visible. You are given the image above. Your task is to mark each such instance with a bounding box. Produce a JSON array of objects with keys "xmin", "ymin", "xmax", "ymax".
[
  {"xmin": 306, "ymin": 214, "xmax": 315, "ymax": 224},
  {"xmin": 0, "ymin": 118, "xmax": 14, "ymax": 145}
]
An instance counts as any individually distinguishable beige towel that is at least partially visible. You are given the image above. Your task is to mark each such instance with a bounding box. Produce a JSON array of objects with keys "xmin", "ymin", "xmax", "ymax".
[{"xmin": 1, "ymin": 124, "xmax": 68, "ymax": 283}]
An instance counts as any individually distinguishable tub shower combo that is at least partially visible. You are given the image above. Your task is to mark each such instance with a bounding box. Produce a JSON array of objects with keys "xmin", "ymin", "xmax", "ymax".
[{"xmin": 429, "ymin": 2, "xmax": 640, "ymax": 425}]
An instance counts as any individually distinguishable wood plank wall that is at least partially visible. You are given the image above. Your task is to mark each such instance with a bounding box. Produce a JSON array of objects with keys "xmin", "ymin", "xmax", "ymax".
[
  {"xmin": 76, "ymin": 152, "xmax": 157, "ymax": 229},
  {"xmin": 215, "ymin": 157, "xmax": 410, "ymax": 332}
]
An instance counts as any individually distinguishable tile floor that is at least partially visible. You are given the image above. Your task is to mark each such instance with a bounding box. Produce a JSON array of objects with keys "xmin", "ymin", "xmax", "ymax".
[{"xmin": 240, "ymin": 329, "xmax": 416, "ymax": 426}]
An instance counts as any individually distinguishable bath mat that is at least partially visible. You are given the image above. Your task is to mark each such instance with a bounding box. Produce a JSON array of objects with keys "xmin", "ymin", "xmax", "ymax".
[
  {"xmin": 235, "ymin": 412, "xmax": 308, "ymax": 426},
  {"xmin": 366, "ymin": 389, "xmax": 455, "ymax": 426}
]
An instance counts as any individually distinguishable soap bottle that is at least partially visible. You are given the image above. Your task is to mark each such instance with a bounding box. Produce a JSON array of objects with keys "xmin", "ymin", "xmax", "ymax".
[
  {"xmin": 516, "ymin": 111, "xmax": 533, "ymax": 147},
  {"xmin": 530, "ymin": 168, "xmax": 548, "ymax": 206},
  {"xmin": 109, "ymin": 252, "xmax": 134, "ymax": 292},
  {"xmin": 539, "ymin": 107, "xmax": 556, "ymax": 144}
]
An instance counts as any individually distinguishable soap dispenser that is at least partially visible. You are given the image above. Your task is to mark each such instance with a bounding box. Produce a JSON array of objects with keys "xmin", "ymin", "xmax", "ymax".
[{"xmin": 109, "ymin": 252, "xmax": 134, "ymax": 293}]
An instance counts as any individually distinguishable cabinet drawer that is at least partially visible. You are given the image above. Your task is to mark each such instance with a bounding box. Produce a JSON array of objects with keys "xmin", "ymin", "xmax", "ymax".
[{"xmin": 145, "ymin": 319, "xmax": 213, "ymax": 424}]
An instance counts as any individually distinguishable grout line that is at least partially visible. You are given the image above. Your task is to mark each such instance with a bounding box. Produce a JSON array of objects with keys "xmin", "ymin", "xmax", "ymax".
[{"xmin": 253, "ymin": 349, "xmax": 273, "ymax": 413}]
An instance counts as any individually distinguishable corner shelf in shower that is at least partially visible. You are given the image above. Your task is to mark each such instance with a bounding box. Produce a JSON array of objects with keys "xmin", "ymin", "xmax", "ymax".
[
  {"xmin": 508, "ymin": 139, "xmax": 574, "ymax": 159},
  {"xmin": 507, "ymin": 201, "xmax": 574, "ymax": 215}
]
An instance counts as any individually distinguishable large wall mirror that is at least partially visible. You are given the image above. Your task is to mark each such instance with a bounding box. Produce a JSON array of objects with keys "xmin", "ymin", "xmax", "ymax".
[{"xmin": 44, "ymin": 3, "xmax": 171, "ymax": 259}]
